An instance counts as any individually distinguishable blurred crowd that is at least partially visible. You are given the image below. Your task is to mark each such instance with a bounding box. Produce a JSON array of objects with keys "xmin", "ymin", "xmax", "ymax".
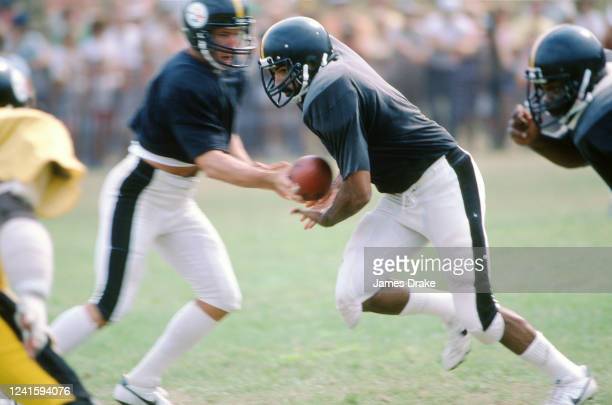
[{"xmin": 2, "ymin": 0, "xmax": 612, "ymax": 165}]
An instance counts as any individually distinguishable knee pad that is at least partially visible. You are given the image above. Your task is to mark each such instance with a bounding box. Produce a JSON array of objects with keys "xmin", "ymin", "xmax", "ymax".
[
  {"xmin": 0, "ymin": 217, "xmax": 53, "ymax": 298},
  {"xmin": 465, "ymin": 311, "xmax": 505, "ymax": 345},
  {"xmin": 198, "ymin": 285, "xmax": 243, "ymax": 313},
  {"xmin": 335, "ymin": 291, "xmax": 363, "ymax": 329}
]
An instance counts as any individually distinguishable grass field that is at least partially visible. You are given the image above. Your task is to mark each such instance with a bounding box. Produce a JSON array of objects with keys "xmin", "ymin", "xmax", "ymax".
[{"xmin": 46, "ymin": 147, "xmax": 611, "ymax": 404}]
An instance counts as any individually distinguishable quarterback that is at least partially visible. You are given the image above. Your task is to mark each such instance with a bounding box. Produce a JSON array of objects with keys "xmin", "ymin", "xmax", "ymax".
[{"xmin": 50, "ymin": 1, "xmax": 296, "ymax": 404}]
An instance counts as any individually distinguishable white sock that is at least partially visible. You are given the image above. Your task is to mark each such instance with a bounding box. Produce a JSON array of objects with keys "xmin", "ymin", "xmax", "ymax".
[
  {"xmin": 520, "ymin": 331, "xmax": 583, "ymax": 381},
  {"xmin": 127, "ymin": 301, "xmax": 218, "ymax": 388},
  {"xmin": 400, "ymin": 290, "xmax": 455, "ymax": 324},
  {"xmin": 50, "ymin": 305, "xmax": 98, "ymax": 354}
]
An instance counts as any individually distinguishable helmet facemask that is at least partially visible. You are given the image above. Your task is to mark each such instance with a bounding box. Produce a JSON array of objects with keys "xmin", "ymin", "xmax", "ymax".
[
  {"xmin": 260, "ymin": 53, "xmax": 329, "ymax": 108},
  {"xmin": 260, "ymin": 57, "xmax": 309, "ymax": 108},
  {"xmin": 198, "ymin": 24, "xmax": 255, "ymax": 71},
  {"xmin": 525, "ymin": 67, "xmax": 594, "ymax": 132}
]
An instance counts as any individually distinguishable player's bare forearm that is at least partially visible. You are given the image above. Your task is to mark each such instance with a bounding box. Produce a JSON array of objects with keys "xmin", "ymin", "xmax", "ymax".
[
  {"xmin": 320, "ymin": 171, "xmax": 371, "ymax": 227},
  {"xmin": 228, "ymin": 134, "xmax": 254, "ymax": 164},
  {"xmin": 530, "ymin": 136, "xmax": 588, "ymax": 168},
  {"xmin": 197, "ymin": 150, "xmax": 272, "ymax": 188}
]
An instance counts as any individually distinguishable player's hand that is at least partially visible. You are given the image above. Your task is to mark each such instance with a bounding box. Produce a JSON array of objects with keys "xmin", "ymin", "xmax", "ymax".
[
  {"xmin": 508, "ymin": 104, "xmax": 541, "ymax": 146},
  {"xmin": 291, "ymin": 207, "xmax": 326, "ymax": 229},
  {"xmin": 15, "ymin": 295, "xmax": 49, "ymax": 357},
  {"xmin": 304, "ymin": 186, "xmax": 338, "ymax": 210},
  {"xmin": 268, "ymin": 163, "xmax": 303, "ymax": 202}
]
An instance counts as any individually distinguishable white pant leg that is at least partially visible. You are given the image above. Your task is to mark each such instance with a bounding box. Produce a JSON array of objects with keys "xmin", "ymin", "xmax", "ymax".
[
  {"xmin": 336, "ymin": 196, "xmax": 428, "ymax": 328},
  {"xmin": 0, "ymin": 217, "xmax": 53, "ymax": 299},
  {"xmin": 418, "ymin": 150, "xmax": 503, "ymax": 344},
  {"xmin": 89, "ymin": 156, "xmax": 159, "ymax": 322},
  {"xmin": 155, "ymin": 200, "xmax": 241, "ymax": 313}
]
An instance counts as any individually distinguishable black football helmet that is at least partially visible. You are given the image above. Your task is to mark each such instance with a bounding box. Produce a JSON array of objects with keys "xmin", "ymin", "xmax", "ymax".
[
  {"xmin": 0, "ymin": 57, "xmax": 30, "ymax": 107},
  {"xmin": 525, "ymin": 24, "xmax": 606, "ymax": 130},
  {"xmin": 259, "ymin": 17, "xmax": 334, "ymax": 108},
  {"xmin": 182, "ymin": 0, "xmax": 255, "ymax": 71}
]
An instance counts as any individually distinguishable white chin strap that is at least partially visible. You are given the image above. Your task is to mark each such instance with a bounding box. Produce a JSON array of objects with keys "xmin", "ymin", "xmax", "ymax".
[
  {"xmin": 291, "ymin": 64, "xmax": 310, "ymax": 104},
  {"xmin": 291, "ymin": 53, "xmax": 329, "ymax": 104},
  {"xmin": 543, "ymin": 69, "xmax": 595, "ymax": 137},
  {"xmin": 556, "ymin": 69, "xmax": 594, "ymax": 132},
  {"xmin": 198, "ymin": 40, "xmax": 226, "ymax": 73}
]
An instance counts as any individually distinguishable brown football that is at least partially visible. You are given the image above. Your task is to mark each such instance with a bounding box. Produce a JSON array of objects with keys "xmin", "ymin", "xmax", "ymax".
[{"xmin": 289, "ymin": 155, "xmax": 333, "ymax": 201}]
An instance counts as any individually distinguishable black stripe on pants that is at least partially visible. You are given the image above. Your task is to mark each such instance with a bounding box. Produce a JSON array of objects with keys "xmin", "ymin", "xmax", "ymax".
[
  {"xmin": 447, "ymin": 148, "xmax": 498, "ymax": 331},
  {"xmin": 97, "ymin": 159, "xmax": 154, "ymax": 321}
]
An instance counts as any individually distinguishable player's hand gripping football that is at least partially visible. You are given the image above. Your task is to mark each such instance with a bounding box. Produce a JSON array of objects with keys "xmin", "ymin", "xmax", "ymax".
[
  {"xmin": 267, "ymin": 162, "xmax": 303, "ymax": 202},
  {"xmin": 508, "ymin": 104, "xmax": 541, "ymax": 146},
  {"xmin": 291, "ymin": 180, "xmax": 340, "ymax": 229}
]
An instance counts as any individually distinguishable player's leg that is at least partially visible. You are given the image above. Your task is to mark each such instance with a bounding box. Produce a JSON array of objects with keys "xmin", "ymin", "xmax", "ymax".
[
  {"xmin": 114, "ymin": 200, "xmax": 240, "ymax": 404},
  {"xmin": 429, "ymin": 148, "xmax": 596, "ymax": 403},
  {"xmin": 0, "ymin": 214, "xmax": 53, "ymax": 353},
  {"xmin": 336, "ymin": 196, "xmax": 471, "ymax": 371},
  {"xmin": 342, "ymin": 182, "xmax": 471, "ymax": 369},
  {"xmin": 51, "ymin": 157, "xmax": 158, "ymax": 354}
]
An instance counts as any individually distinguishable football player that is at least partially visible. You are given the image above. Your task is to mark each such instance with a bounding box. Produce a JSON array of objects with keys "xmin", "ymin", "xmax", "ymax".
[
  {"xmin": 50, "ymin": 2, "xmax": 297, "ymax": 404},
  {"xmin": 0, "ymin": 59, "xmax": 93, "ymax": 404},
  {"xmin": 259, "ymin": 17, "xmax": 597, "ymax": 404},
  {"xmin": 508, "ymin": 25, "xmax": 612, "ymax": 192}
]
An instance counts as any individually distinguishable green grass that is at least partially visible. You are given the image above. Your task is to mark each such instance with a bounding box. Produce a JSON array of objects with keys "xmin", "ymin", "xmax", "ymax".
[{"xmin": 46, "ymin": 147, "xmax": 612, "ymax": 404}]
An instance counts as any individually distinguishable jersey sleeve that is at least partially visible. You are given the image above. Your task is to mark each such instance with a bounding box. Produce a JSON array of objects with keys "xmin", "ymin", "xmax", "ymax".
[
  {"xmin": 165, "ymin": 73, "xmax": 230, "ymax": 160},
  {"xmin": 579, "ymin": 110, "xmax": 612, "ymax": 189},
  {"xmin": 305, "ymin": 83, "xmax": 370, "ymax": 179}
]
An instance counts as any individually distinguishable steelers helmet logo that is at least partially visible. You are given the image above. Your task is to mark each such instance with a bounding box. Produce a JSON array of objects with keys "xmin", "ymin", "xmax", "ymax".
[
  {"xmin": 11, "ymin": 69, "xmax": 28, "ymax": 104},
  {"xmin": 185, "ymin": 2, "xmax": 208, "ymax": 29}
]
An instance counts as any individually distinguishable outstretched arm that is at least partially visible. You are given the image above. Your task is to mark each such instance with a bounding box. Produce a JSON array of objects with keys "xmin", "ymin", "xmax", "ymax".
[
  {"xmin": 196, "ymin": 150, "xmax": 298, "ymax": 200},
  {"xmin": 228, "ymin": 134, "xmax": 254, "ymax": 164}
]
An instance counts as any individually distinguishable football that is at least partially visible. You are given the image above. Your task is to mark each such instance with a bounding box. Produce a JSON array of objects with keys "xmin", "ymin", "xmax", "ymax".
[{"xmin": 289, "ymin": 155, "xmax": 333, "ymax": 201}]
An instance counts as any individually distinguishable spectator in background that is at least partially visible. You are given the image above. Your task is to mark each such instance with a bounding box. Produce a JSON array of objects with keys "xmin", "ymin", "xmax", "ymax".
[
  {"xmin": 0, "ymin": 31, "xmax": 30, "ymax": 79},
  {"xmin": 486, "ymin": 6, "xmax": 522, "ymax": 149},
  {"xmin": 385, "ymin": 1, "xmax": 429, "ymax": 108},
  {"xmin": 109, "ymin": 5, "xmax": 147, "ymax": 156},
  {"xmin": 48, "ymin": 30, "xmax": 85, "ymax": 140},
  {"xmin": 9, "ymin": 12, "xmax": 51, "ymax": 111},
  {"xmin": 604, "ymin": 5, "xmax": 612, "ymax": 48},
  {"xmin": 574, "ymin": 0, "xmax": 607, "ymax": 40},
  {"xmin": 238, "ymin": 0, "xmax": 306, "ymax": 156},
  {"xmin": 420, "ymin": 0, "xmax": 482, "ymax": 138},
  {"xmin": 507, "ymin": 1, "xmax": 556, "ymax": 96},
  {"xmin": 79, "ymin": 19, "xmax": 123, "ymax": 166}
]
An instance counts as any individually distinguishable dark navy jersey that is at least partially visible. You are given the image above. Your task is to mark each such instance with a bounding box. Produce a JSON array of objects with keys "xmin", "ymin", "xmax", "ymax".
[
  {"xmin": 130, "ymin": 50, "xmax": 246, "ymax": 164},
  {"xmin": 563, "ymin": 72, "xmax": 612, "ymax": 189},
  {"xmin": 301, "ymin": 37, "xmax": 457, "ymax": 194}
]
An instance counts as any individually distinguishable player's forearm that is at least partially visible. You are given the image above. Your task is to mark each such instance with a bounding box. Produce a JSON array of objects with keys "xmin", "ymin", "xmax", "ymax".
[
  {"xmin": 530, "ymin": 136, "xmax": 588, "ymax": 168},
  {"xmin": 320, "ymin": 174, "xmax": 371, "ymax": 227},
  {"xmin": 196, "ymin": 150, "xmax": 274, "ymax": 189},
  {"xmin": 229, "ymin": 134, "xmax": 254, "ymax": 165}
]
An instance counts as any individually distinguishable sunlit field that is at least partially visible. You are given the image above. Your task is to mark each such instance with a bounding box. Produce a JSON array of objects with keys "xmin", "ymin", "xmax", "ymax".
[{"xmin": 47, "ymin": 146, "xmax": 611, "ymax": 404}]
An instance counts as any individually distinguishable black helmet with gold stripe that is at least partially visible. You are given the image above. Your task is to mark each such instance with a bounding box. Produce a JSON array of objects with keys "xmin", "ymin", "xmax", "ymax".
[
  {"xmin": 182, "ymin": 0, "xmax": 255, "ymax": 71},
  {"xmin": 525, "ymin": 25, "xmax": 606, "ymax": 129},
  {"xmin": 259, "ymin": 17, "xmax": 333, "ymax": 108},
  {"xmin": 0, "ymin": 57, "xmax": 30, "ymax": 108}
]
